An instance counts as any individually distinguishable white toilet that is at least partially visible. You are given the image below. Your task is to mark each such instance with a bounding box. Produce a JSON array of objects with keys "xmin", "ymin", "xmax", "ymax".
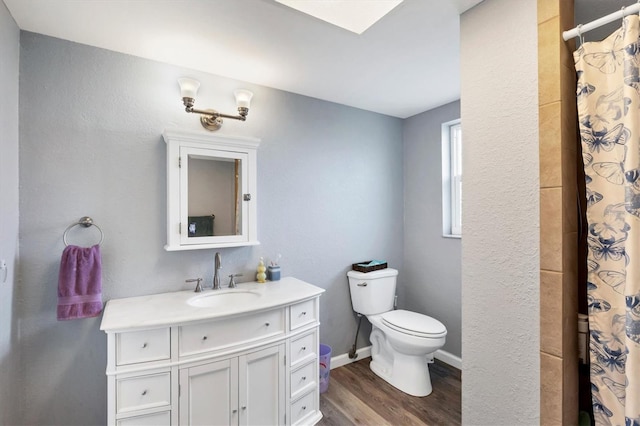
[{"xmin": 347, "ymin": 267, "xmax": 447, "ymax": 397}]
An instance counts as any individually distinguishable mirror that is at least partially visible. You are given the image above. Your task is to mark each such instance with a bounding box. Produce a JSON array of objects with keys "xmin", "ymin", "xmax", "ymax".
[
  {"xmin": 164, "ymin": 129, "xmax": 260, "ymax": 251},
  {"xmin": 187, "ymin": 155, "xmax": 242, "ymax": 237}
]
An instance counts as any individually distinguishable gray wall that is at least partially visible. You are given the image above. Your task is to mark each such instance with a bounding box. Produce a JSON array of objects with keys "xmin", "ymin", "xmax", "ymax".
[
  {"xmin": 18, "ymin": 32, "xmax": 403, "ymax": 425},
  {"xmin": 403, "ymin": 101, "xmax": 461, "ymax": 358},
  {"xmin": 0, "ymin": 2, "xmax": 20, "ymax": 425},
  {"xmin": 460, "ymin": 0, "xmax": 540, "ymax": 423}
]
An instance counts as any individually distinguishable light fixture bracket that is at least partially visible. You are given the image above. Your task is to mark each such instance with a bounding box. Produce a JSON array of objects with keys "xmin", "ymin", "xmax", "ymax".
[
  {"xmin": 200, "ymin": 109, "xmax": 223, "ymax": 131},
  {"xmin": 181, "ymin": 98, "xmax": 249, "ymax": 132}
]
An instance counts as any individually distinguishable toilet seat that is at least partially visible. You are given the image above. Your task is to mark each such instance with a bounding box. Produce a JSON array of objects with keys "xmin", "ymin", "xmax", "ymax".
[{"xmin": 381, "ymin": 310, "xmax": 446, "ymax": 338}]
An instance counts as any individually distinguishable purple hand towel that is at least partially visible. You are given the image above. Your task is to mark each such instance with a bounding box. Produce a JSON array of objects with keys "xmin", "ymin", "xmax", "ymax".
[{"xmin": 57, "ymin": 244, "xmax": 103, "ymax": 320}]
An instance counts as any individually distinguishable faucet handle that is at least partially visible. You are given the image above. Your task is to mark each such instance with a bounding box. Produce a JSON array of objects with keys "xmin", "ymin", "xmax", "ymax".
[
  {"xmin": 228, "ymin": 273, "xmax": 243, "ymax": 288},
  {"xmin": 186, "ymin": 278, "xmax": 203, "ymax": 293}
]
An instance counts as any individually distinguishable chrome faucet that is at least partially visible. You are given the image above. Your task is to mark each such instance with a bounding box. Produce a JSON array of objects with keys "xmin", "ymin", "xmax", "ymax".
[{"xmin": 213, "ymin": 252, "xmax": 222, "ymax": 290}]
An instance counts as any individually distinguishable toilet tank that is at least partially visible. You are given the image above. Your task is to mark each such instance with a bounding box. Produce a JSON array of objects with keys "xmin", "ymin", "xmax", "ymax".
[{"xmin": 347, "ymin": 268, "xmax": 398, "ymax": 315}]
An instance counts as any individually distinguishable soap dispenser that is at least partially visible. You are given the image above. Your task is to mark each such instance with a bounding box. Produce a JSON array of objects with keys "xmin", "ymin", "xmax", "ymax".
[{"xmin": 256, "ymin": 257, "xmax": 267, "ymax": 283}]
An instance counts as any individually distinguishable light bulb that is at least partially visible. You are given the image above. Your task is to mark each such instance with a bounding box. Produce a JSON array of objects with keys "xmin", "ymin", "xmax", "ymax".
[
  {"xmin": 178, "ymin": 77, "xmax": 200, "ymax": 99},
  {"xmin": 234, "ymin": 89, "xmax": 253, "ymax": 109}
]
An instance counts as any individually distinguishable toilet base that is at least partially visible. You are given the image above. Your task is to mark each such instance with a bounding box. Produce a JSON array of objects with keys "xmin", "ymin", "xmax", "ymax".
[
  {"xmin": 369, "ymin": 327, "xmax": 434, "ymax": 397},
  {"xmin": 370, "ymin": 352, "xmax": 433, "ymax": 397}
]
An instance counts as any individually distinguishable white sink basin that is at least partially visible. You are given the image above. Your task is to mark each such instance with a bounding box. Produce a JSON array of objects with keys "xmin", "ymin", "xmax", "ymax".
[{"xmin": 187, "ymin": 290, "xmax": 261, "ymax": 308}]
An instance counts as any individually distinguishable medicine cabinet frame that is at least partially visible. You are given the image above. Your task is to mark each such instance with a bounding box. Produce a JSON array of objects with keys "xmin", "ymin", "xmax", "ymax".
[{"xmin": 163, "ymin": 129, "xmax": 260, "ymax": 251}]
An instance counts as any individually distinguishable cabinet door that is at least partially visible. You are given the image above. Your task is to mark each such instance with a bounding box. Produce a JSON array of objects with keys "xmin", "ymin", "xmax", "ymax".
[
  {"xmin": 163, "ymin": 129, "xmax": 260, "ymax": 251},
  {"xmin": 239, "ymin": 345, "xmax": 285, "ymax": 426},
  {"xmin": 179, "ymin": 358, "xmax": 238, "ymax": 426}
]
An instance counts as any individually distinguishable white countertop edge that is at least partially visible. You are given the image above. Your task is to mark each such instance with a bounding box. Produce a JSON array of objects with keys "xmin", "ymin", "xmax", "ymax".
[{"xmin": 100, "ymin": 276, "xmax": 324, "ymax": 332}]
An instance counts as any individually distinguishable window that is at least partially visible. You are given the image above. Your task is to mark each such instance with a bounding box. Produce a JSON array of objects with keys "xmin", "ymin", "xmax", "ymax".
[{"xmin": 442, "ymin": 119, "xmax": 462, "ymax": 237}]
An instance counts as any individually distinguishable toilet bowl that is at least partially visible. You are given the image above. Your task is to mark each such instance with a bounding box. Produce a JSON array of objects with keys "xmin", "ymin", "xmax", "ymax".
[
  {"xmin": 347, "ymin": 268, "xmax": 447, "ymax": 397},
  {"xmin": 368, "ymin": 310, "xmax": 446, "ymax": 396}
]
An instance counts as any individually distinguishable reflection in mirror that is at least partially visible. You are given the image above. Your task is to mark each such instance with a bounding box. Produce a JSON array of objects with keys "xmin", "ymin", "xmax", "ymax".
[{"xmin": 187, "ymin": 155, "xmax": 242, "ymax": 237}]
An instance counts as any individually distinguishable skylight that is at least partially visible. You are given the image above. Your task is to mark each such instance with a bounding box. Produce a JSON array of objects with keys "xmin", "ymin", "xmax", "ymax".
[{"xmin": 275, "ymin": 0, "xmax": 403, "ymax": 34}]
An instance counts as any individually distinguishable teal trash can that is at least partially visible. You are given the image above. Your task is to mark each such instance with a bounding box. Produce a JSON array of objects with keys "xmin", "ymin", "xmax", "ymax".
[{"xmin": 319, "ymin": 344, "xmax": 331, "ymax": 393}]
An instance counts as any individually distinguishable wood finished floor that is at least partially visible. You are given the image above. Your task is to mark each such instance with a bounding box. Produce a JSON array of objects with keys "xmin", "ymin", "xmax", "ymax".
[{"xmin": 318, "ymin": 358, "xmax": 461, "ymax": 426}]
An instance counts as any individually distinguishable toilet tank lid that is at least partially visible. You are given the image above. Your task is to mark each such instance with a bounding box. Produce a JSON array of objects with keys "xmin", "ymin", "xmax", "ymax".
[
  {"xmin": 347, "ymin": 268, "xmax": 398, "ymax": 279},
  {"xmin": 381, "ymin": 310, "xmax": 447, "ymax": 336}
]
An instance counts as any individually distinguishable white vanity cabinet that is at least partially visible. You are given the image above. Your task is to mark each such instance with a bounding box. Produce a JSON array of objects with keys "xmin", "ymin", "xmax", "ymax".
[
  {"xmin": 105, "ymin": 327, "xmax": 173, "ymax": 426},
  {"xmin": 101, "ymin": 278, "xmax": 324, "ymax": 426},
  {"xmin": 287, "ymin": 298, "xmax": 321, "ymax": 425},
  {"xmin": 180, "ymin": 344, "xmax": 285, "ymax": 425}
]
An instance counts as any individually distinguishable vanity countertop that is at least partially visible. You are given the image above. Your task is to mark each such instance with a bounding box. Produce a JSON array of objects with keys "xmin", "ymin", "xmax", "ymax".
[{"xmin": 100, "ymin": 276, "xmax": 324, "ymax": 332}]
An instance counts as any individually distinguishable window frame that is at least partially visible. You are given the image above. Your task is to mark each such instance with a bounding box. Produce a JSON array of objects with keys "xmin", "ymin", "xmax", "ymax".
[{"xmin": 442, "ymin": 119, "xmax": 462, "ymax": 238}]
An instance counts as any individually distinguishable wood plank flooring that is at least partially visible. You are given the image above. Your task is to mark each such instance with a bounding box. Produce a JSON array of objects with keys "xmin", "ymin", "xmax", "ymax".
[{"xmin": 318, "ymin": 358, "xmax": 461, "ymax": 426}]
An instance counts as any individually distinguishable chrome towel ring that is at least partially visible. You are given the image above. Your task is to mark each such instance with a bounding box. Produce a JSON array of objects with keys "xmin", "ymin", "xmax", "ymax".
[{"xmin": 63, "ymin": 216, "xmax": 104, "ymax": 247}]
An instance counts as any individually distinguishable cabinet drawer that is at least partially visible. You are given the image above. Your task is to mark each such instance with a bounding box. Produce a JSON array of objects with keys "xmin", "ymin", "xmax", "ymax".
[
  {"xmin": 116, "ymin": 372, "xmax": 171, "ymax": 414},
  {"xmin": 291, "ymin": 389, "xmax": 318, "ymax": 426},
  {"xmin": 116, "ymin": 411, "xmax": 170, "ymax": 426},
  {"xmin": 179, "ymin": 309, "xmax": 285, "ymax": 357},
  {"xmin": 290, "ymin": 299, "xmax": 317, "ymax": 330},
  {"xmin": 291, "ymin": 360, "xmax": 316, "ymax": 400},
  {"xmin": 290, "ymin": 331, "xmax": 317, "ymax": 366},
  {"xmin": 117, "ymin": 328, "xmax": 170, "ymax": 366}
]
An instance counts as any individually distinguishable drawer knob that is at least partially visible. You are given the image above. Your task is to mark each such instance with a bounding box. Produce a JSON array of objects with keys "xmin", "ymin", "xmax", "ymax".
[
  {"xmin": 301, "ymin": 346, "xmax": 306, "ymax": 351},
  {"xmin": 232, "ymin": 409, "xmax": 238, "ymax": 414},
  {"xmin": 302, "ymin": 406, "xmax": 307, "ymax": 410},
  {"xmin": 202, "ymin": 336, "xmax": 208, "ymax": 340},
  {"xmin": 141, "ymin": 390, "xmax": 147, "ymax": 396},
  {"xmin": 302, "ymin": 376, "xmax": 306, "ymax": 381},
  {"xmin": 242, "ymin": 405, "xmax": 247, "ymax": 410},
  {"xmin": 142, "ymin": 343, "xmax": 148, "ymax": 349},
  {"xmin": 300, "ymin": 311, "xmax": 307, "ymax": 316},
  {"xmin": 265, "ymin": 322, "xmax": 270, "ymax": 327}
]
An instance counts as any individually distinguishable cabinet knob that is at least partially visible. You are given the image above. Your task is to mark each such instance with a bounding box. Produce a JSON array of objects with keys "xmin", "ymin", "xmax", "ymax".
[
  {"xmin": 202, "ymin": 336, "xmax": 208, "ymax": 340},
  {"xmin": 301, "ymin": 376, "xmax": 306, "ymax": 381},
  {"xmin": 265, "ymin": 322, "xmax": 270, "ymax": 327},
  {"xmin": 300, "ymin": 312, "xmax": 307, "ymax": 316},
  {"xmin": 241, "ymin": 406, "xmax": 247, "ymax": 410},
  {"xmin": 141, "ymin": 390, "xmax": 147, "ymax": 396},
  {"xmin": 232, "ymin": 409, "xmax": 238, "ymax": 414},
  {"xmin": 301, "ymin": 346, "xmax": 306, "ymax": 351},
  {"xmin": 302, "ymin": 406, "xmax": 307, "ymax": 410},
  {"xmin": 142, "ymin": 343, "xmax": 147, "ymax": 349}
]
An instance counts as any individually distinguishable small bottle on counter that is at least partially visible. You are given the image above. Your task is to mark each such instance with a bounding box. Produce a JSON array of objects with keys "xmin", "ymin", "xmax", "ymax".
[{"xmin": 256, "ymin": 257, "xmax": 267, "ymax": 283}]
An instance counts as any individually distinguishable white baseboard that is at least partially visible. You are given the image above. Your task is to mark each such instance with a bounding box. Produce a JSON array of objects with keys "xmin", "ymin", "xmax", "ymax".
[
  {"xmin": 434, "ymin": 349, "xmax": 462, "ymax": 370},
  {"xmin": 330, "ymin": 346, "xmax": 461, "ymax": 370},
  {"xmin": 330, "ymin": 346, "xmax": 372, "ymax": 369}
]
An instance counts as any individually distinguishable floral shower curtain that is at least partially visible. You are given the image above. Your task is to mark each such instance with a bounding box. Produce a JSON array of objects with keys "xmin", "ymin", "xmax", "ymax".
[{"xmin": 575, "ymin": 14, "xmax": 640, "ymax": 426}]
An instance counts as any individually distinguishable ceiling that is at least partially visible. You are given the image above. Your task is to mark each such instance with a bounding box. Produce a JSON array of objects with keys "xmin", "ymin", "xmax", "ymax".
[{"xmin": 3, "ymin": 0, "xmax": 483, "ymax": 119}]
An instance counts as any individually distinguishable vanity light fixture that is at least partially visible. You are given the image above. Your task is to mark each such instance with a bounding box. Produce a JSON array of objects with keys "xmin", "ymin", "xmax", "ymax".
[{"xmin": 178, "ymin": 77, "xmax": 253, "ymax": 131}]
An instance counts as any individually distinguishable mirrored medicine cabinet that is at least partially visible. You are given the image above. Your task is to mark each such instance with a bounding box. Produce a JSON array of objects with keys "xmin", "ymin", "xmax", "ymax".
[{"xmin": 163, "ymin": 129, "xmax": 260, "ymax": 250}]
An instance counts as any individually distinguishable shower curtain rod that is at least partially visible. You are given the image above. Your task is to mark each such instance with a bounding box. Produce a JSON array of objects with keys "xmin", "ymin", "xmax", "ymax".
[{"xmin": 563, "ymin": 3, "xmax": 640, "ymax": 41}]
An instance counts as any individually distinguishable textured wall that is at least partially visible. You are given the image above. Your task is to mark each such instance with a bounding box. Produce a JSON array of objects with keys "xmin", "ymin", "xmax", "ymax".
[
  {"xmin": 18, "ymin": 32, "xmax": 403, "ymax": 425},
  {"xmin": 0, "ymin": 2, "xmax": 20, "ymax": 425},
  {"xmin": 403, "ymin": 101, "xmax": 461, "ymax": 358},
  {"xmin": 460, "ymin": 0, "xmax": 540, "ymax": 424}
]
